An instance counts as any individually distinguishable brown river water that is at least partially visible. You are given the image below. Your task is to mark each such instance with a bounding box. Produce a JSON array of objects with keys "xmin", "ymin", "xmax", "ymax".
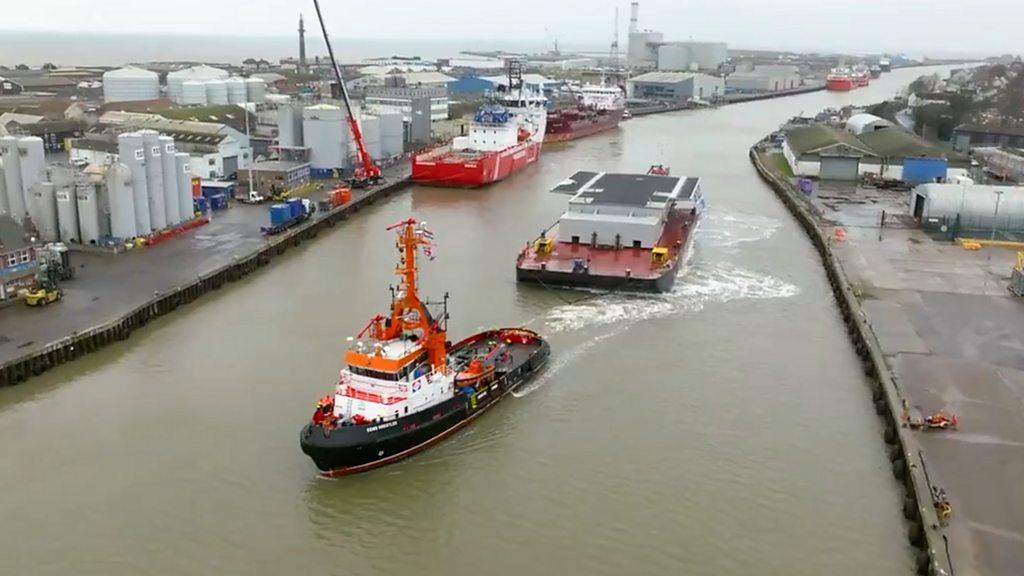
[{"xmin": 0, "ymin": 65, "xmax": 961, "ymax": 575}]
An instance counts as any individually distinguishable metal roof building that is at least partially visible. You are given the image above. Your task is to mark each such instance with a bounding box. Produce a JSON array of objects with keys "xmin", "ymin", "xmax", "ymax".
[
  {"xmin": 626, "ymin": 71, "xmax": 724, "ymax": 103},
  {"xmin": 910, "ymin": 183, "xmax": 1024, "ymax": 232},
  {"xmin": 846, "ymin": 113, "xmax": 895, "ymax": 135}
]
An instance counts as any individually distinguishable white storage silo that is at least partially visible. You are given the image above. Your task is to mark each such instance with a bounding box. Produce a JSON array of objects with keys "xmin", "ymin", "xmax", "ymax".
[
  {"xmin": 360, "ymin": 115, "xmax": 382, "ymax": 161},
  {"xmin": 104, "ymin": 163, "xmax": 136, "ymax": 240},
  {"xmin": 117, "ymin": 132, "xmax": 151, "ymax": 235},
  {"xmin": 27, "ymin": 183, "xmax": 58, "ymax": 242},
  {"xmin": 181, "ymin": 80, "xmax": 208, "ymax": 106},
  {"xmin": 206, "ymin": 80, "xmax": 228, "ymax": 105},
  {"xmin": 140, "ymin": 130, "xmax": 166, "ymax": 230},
  {"xmin": 380, "ymin": 113, "xmax": 404, "ymax": 157},
  {"xmin": 0, "ymin": 137, "xmax": 27, "ymax": 221},
  {"xmin": 175, "ymin": 153, "xmax": 193, "ymax": 220},
  {"xmin": 102, "ymin": 66, "xmax": 160, "ymax": 103},
  {"xmin": 226, "ymin": 77, "xmax": 247, "ymax": 105},
  {"xmin": 56, "ymin": 174, "xmax": 80, "ymax": 243},
  {"xmin": 18, "ymin": 137, "xmax": 46, "ymax": 213},
  {"xmin": 0, "ymin": 162, "xmax": 6, "ymax": 216},
  {"xmin": 77, "ymin": 176, "xmax": 103, "ymax": 244},
  {"xmin": 44, "ymin": 166, "xmax": 73, "ymax": 242},
  {"xmin": 167, "ymin": 65, "xmax": 229, "ymax": 104},
  {"xmin": 159, "ymin": 137, "xmax": 181, "ymax": 226},
  {"xmin": 277, "ymin": 104, "xmax": 302, "ymax": 147},
  {"xmin": 245, "ymin": 78, "xmax": 266, "ymax": 103},
  {"xmin": 303, "ymin": 104, "xmax": 348, "ymax": 170}
]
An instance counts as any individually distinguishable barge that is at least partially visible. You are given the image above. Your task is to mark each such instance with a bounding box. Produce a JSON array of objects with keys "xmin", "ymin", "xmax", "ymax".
[{"xmin": 516, "ymin": 167, "xmax": 704, "ymax": 293}]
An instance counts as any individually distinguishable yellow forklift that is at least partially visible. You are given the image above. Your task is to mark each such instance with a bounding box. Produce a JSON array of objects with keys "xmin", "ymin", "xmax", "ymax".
[{"xmin": 22, "ymin": 244, "xmax": 72, "ymax": 307}]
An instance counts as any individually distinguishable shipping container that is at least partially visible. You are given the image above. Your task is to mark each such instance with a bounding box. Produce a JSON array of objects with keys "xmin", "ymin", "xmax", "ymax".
[
  {"xmin": 287, "ymin": 197, "xmax": 304, "ymax": 219},
  {"xmin": 270, "ymin": 203, "xmax": 292, "ymax": 226}
]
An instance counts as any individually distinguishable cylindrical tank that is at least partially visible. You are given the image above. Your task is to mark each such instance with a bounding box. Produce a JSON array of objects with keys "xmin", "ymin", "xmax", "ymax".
[
  {"xmin": 379, "ymin": 113, "xmax": 404, "ymax": 157},
  {"xmin": 245, "ymin": 78, "xmax": 266, "ymax": 103},
  {"xmin": 167, "ymin": 65, "xmax": 229, "ymax": 103},
  {"xmin": 206, "ymin": 80, "xmax": 228, "ymax": 105},
  {"xmin": 102, "ymin": 66, "xmax": 160, "ymax": 103},
  {"xmin": 18, "ymin": 137, "xmax": 46, "ymax": 213},
  {"xmin": 159, "ymin": 136, "xmax": 181, "ymax": 225},
  {"xmin": 175, "ymin": 153, "xmax": 194, "ymax": 220},
  {"xmin": 277, "ymin": 104, "xmax": 304, "ymax": 147},
  {"xmin": 77, "ymin": 177, "xmax": 102, "ymax": 244},
  {"xmin": 117, "ymin": 132, "xmax": 151, "ymax": 235},
  {"xmin": 0, "ymin": 137, "xmax": 26, "ymax": 221},
  {"xmin": 226, "ymin": 77, "xmax": 247, "ymax": 104},
  {"xmin": 181, "ymin": 80, "xmax": 208, "ymax": 106},
  {"xmin": 29, "ymin": 182, "xmax": 59, "ymax": 242},
  {"xmin": 303, "ymin": 104, "xmax": 347, "ymax": 169},
  {"xmin": 360, "ymin": 115, "xmax": 382, "ymax": 161},
  {"xmin": 57, "ymin": 172, "xmax": 80, "ymax": 243},
  {"xmin": 140, "ymin": 130, "xmax": 166, "ymax": 230},
  {"xmin": 47, "ymin": 166, "xmax": 74, "ymax": 242},
  {"xmin": 104, "ymin": 163, "xmax": 136, "ymax": 240},
  {"xmin": 0, "ymin": 161, "xmax": 6, "ymax": 216}
]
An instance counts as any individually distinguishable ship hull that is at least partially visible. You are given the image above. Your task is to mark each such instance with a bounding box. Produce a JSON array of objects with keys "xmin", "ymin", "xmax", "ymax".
[
  {"xmin": 516, "ymin": 207, "xmax": 698, "ymax": 294},
  {"xmin": 826, "ymin": 78, "xmax": 854, "ymax": 91},
  {"xmin": 300, "ymin": 330, "xmax": 550, "ymax": 476},
  {"xmin": 411, "ymin": 140, "xmax": 542, "ymax": 188},
  {"xmin": 546, "ymin": 108, "xmax": 624, "ymax": 143}
]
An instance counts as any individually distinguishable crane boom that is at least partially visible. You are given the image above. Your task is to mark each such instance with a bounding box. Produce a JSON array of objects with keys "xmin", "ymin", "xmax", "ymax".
[{"xmin": 310, "ymin": 0, "xmax": 382, "ymax": 186}]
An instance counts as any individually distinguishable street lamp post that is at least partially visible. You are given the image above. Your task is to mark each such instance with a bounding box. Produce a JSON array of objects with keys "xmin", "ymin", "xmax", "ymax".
[{"xmin": 991, "ymin": 189, "xmax": 1004, "ymax": 241}]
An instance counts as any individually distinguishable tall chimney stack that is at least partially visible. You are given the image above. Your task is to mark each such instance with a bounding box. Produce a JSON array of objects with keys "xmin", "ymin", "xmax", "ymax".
[
  {"xmin": 629, "ymin": 1, "xmax": 639, "ymax": 34},
  {"xmin": 299, "ymin": 14, "xmax": 307, "ymax": 70}
]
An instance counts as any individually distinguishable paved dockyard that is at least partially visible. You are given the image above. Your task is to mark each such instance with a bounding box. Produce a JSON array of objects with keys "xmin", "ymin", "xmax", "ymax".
[
  {"xmin": 784, "ymin": 168, "xmax": 1024, "ymax": 575},
  {"xmin": 0, "ymin": 164, "xmax": 410, "ymax": 368}
]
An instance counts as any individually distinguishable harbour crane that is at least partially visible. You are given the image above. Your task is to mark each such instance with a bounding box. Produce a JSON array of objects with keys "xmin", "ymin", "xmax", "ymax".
[{"xmin": 311, "ymin": 0, "xmax": 383, "ymax": 189}]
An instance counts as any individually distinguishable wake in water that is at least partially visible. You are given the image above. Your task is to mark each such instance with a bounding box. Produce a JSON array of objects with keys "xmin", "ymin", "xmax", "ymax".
[
  {"xmin": 698, "ymin": 210, "xmax": 783, "ymax": 248},
  {"xmin": 512, "ymin": 263, "xmax": 799, "ymax": 397},
  {"xmin": 544, "ymin": 263, "xmax": 799, "ymax": 333}
]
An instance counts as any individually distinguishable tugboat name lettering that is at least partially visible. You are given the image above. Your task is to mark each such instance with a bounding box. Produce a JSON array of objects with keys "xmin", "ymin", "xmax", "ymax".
[{"xmin": 366, "ymin": 421, "xmax": 398, "ymax": 433}]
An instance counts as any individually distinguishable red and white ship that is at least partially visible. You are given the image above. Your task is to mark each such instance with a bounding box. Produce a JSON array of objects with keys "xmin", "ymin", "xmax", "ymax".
[
  {"xmin": 545, "ymin": 83, "xmax": 626, "ymax": 143},
  {"xmin": 851, "ymin": 66, "xmax": 871, "ymax": 87},
  {"xmin": 826, "ymin": 69, "xmax": 854, "ymax": 91},
  {"xmin": 411, "ymin": 92, "xmax": 547, "ymax": 187}
]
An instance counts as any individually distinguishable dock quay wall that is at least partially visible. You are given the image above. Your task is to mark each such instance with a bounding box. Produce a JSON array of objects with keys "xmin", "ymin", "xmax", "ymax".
[
  {"xmin": 749, "ymin": 147, "xmax": 950, "ymax": 576},
  {"xmin": 0, "ymin": 178, "xmax": 411, "ymax": 388}
]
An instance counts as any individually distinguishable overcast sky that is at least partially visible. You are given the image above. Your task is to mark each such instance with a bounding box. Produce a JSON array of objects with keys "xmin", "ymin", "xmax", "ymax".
[{"xmin": 3, "ymin": 0, "xmax": 1021, "ymax": 56}]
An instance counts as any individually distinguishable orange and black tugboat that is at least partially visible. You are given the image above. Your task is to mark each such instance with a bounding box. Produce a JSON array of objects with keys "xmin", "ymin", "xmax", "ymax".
[{"xmin": 300, "ymin": 218, "xmax": 549, "ymax": 476}]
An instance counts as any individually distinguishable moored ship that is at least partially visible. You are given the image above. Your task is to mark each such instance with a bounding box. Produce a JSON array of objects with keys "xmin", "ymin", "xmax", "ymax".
[
  {"xmin": 516, "ymin": 166, "xmax": 704, "ymax": 293},
  {"xmin": 826, "ymin": 69, "xmax": 854, "ymax": 91},
  {"xmin": 300, "ymin": 219, "xmax": 550, "ymax": 476},
  {"xmin": 545, "ymin": 83, "xmax": 626, "ymax": 143},
  {"xmin": 411, "ymin": 92, "xmax": 547, "ymax": 187}
]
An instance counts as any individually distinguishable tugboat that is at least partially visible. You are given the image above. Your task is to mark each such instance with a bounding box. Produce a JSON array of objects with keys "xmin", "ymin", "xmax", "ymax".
[{"xmin": 300, "ymin": 218, "xmax": 550, "ymax": 476}]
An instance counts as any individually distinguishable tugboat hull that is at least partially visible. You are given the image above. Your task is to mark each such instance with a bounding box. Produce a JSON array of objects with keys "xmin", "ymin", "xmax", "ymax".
[{"xmin": 300, "ymin": 330, "xmax": 550, "ymax": 476}]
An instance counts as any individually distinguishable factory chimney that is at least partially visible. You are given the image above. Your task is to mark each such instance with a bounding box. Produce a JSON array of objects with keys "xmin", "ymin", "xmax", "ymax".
[
  {"xmin": 629, "ymin": 1, "xmax": 639, "ymax": 34},
  {"xmin": 299, "ymin": 14, "xmax": 307, "ymax": 71}
]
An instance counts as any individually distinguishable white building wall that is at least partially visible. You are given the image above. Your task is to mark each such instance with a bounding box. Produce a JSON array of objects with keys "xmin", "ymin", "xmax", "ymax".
[{"xmin": 558, "ymin": 212, "xmax": 665, "ymax": 248}]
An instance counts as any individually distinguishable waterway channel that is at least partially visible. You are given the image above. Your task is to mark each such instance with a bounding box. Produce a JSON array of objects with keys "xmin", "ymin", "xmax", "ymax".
[{"xmin": 0, "ymin": 65, "xmax": 961, "ymax": 575}]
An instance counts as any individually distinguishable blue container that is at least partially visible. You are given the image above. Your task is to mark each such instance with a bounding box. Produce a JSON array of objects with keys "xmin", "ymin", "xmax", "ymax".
[
  {"xmin": 902, "ymin": 157, "xmax": 948, "ymax": 185},
  {"xmin": 286, "ymin": 197, "xmax": 304, "ymax": 219},
  {"xmin": 210, "ymin": 193, "xmax": 228, "ymax": 210},
  {"xmin": 193, "ymin": 197, "xmax": 208, "ymax": 212},
  {"xmin": 270, "ymin": 203, "xmax": 292, "ymax": 226}
]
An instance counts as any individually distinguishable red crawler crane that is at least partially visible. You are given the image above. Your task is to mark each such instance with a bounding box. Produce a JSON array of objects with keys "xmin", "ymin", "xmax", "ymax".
[{"xmin": 311, "ymin": 0, "xmax": 383, "ymax": 189}]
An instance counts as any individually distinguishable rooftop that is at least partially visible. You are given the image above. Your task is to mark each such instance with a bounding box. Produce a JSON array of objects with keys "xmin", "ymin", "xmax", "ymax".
[
  {"xmin": 629, "ymin": 71, "xmax": 701, "ymax": 84},
  {"xmin": 556, "ymin": 171, "xmax": 696, "ymax": 208}
]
